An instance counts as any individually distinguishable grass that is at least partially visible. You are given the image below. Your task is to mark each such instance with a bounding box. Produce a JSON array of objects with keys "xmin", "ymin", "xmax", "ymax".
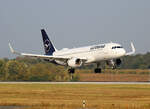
[
  {"xmin": 79, "ymin": 73, "xmax": 150, "ymax": 82},
  {"xmin": 78, "ymin": 69, "xmax": 150, "ymax": 82},
  {"xmin": 0, "ymin": 84, "xmax": 150, "ymax": 109}
]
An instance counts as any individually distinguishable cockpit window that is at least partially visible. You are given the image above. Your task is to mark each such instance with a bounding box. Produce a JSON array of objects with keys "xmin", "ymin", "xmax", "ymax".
[
  {"xmin": 117, "ymin": 46, "xmax": 123, "ymax": 48},
  {"xmin": 112, "ymin": 46, "xmax": 123, "ymax": 49}
]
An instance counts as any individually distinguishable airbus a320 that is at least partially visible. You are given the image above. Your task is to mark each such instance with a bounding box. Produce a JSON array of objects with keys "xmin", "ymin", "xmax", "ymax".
[{"xmin": 9, "ymin": 29, "xmax": 135, "ymax": 74}]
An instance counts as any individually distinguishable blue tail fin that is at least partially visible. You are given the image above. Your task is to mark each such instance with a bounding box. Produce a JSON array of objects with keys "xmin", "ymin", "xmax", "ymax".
[{"xmin": 41, "ymin": 29, "xmax": 56, "ymax": 55}]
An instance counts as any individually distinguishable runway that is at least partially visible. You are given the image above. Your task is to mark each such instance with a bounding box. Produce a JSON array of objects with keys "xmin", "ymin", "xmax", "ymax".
[{"xmin": 0, "ymin": 82, "xmax": 150, "ymax": 84}]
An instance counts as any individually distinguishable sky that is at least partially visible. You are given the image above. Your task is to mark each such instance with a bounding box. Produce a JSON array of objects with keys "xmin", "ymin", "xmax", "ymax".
[{"xmin": 0, "ymin": 0, "xmax": 150, "ymax": 58}]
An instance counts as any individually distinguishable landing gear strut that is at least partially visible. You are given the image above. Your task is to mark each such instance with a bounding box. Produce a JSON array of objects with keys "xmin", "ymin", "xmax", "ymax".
[
  {"xmin": 94, "ymin": 63, "xmax": 102, "ymax": 73},
  {"xmin": 68, "ymin": 68, "xmax": 75, "ymax": 80}
]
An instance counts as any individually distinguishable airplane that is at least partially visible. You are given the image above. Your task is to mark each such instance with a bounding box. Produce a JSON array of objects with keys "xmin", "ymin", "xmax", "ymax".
[{"xmin": 9, "ymin": 29, "xmax": 135, "ymax": 73}]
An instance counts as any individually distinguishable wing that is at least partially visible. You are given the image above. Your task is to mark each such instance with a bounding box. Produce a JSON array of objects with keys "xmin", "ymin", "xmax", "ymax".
[{"xmin": 9, "ymin": 43, "xmax": 87, "ymax": 62}]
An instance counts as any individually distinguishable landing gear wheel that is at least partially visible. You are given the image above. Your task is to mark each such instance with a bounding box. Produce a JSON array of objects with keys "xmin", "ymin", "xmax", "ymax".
[
  {"xmin": 68, "ymin": 68, "xmax": 75, "ymax": 80},
  {"xmin": 94, "ymin": 68, "xmax": 102, "ymax": 73},
  {"xmin": 68, "ymin": 68, "xmax": 75, "ymax": 74}
]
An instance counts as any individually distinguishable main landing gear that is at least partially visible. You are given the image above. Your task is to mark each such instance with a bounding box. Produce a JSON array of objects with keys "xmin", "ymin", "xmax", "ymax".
[
  {"xmin": 94, "ymin": 63, "xmax": 102, "ymax": 73},
  {"xmin": 68, "ymin": 68, "xmax": 75, "ymax": 74},
  {"xmin": 68, "ymin": 68, "xmax": 75, "ymax": 80},
  {"xmin": 94, "ymin": 68, "xmax": 102, "ymax": 73}
]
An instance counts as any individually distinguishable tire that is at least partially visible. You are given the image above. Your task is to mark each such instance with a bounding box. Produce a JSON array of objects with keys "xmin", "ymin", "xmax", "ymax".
[
  {"xmin": 68, "ymin": 68, "xmax": 75, "ymax": 74},
  {"xmin": 94, "ymin": 68, "xmax": 102, "ymax": 73}
]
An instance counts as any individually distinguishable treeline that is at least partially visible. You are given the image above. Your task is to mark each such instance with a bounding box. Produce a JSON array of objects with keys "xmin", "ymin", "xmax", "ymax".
[
  {"xmin": 121, "ymin": 52, "xmax": 150, "ymax": 69},
  {"xmin": 0, "ymin": 52, "xmax": 150, "ymax": 81},
  {"xmin": 0, "ymin": 57, "xmax": 79, "ymax": 81}
]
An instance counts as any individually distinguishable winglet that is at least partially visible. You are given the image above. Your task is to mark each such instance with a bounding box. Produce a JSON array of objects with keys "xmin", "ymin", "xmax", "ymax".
[
  {"xmin": 8, "ymin": 43, "xmax": 21, "ymax": 55},
  {"xmin": 9, "ymin": 43, "xmax": 15, "ymax": 53},
  {"xmin": 126, "ymin": 42, "xmax": 135, "ymax": 56},
  {"xmin": 131, "ymin": 42, "xmax": 135, "ymax": 53}
]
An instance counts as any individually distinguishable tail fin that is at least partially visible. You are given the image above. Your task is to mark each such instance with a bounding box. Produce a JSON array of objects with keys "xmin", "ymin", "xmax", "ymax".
[{"xmin": 41, "ymin": 29, "xmax": 56, "ymax": 55}]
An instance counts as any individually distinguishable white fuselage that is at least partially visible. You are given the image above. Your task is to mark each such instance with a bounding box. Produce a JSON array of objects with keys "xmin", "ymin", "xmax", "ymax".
[{"xmin": 53, "ymin": 42, "xmax": 126, "ymax": 65}]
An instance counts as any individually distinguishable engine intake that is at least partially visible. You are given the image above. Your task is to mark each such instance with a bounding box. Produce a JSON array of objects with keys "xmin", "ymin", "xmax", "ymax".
[
  {"xmin": 67, "ymin": 58, "xmax": 83, "ymax": 68},
  {"xmin": 115, "ymin": 58, "xmax": 122, "ymax": 66}
]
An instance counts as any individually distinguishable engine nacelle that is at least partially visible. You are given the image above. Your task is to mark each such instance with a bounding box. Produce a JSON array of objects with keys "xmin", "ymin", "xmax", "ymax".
[
  {"xmin": 115, "ymin": 58, "xmax": 122, "ymax": 66},
  {"xmin": 67, "ymin": 58, "xmax": 83, "ymax": 68},
  {"xmin": 106, "ymin": 58, "xmax": 122, "ymax": 68}
]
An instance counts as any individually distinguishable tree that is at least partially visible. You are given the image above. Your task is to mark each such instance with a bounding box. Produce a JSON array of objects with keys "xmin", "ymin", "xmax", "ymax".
[
  {"xmin": 5, "ymin": 60, "xmax": 27, "ymax": 81},
  {"xmin": 27, "ymin": 63, "xmax": 69, "ymax": 81},
  {"xmin": 0, "ymin": 59, "xmax": 5, "ymax": 80}
]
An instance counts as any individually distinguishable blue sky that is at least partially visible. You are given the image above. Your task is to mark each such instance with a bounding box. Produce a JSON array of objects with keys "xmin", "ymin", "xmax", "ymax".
[{"xmin": 0, "ymin": 0, "xmax": 150, "ymax": 58}]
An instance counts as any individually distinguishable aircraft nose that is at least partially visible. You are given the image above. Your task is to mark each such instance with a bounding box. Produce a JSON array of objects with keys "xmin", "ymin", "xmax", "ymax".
[{"xmin": 121, "ymin": 49, "xmax": 126, "ymax": 56}]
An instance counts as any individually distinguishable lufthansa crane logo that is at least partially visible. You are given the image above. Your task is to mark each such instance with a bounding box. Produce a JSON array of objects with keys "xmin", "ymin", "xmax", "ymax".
[{"xmin": 44, "ymin": 39, "xmax": 51, "ymax": 52}]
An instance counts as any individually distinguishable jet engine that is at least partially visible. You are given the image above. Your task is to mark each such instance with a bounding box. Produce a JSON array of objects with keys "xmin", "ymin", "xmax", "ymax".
[
  {"xmin": 106, "ymin": 58, "xmax": 122, "ymax": 69},
  {"xmin": 67, "ymin": 58, "xmax": 83, "ymax": 68},
  {"xmin": 115, "ymin": 58, "xmax": 122, "ymax": 66}
]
